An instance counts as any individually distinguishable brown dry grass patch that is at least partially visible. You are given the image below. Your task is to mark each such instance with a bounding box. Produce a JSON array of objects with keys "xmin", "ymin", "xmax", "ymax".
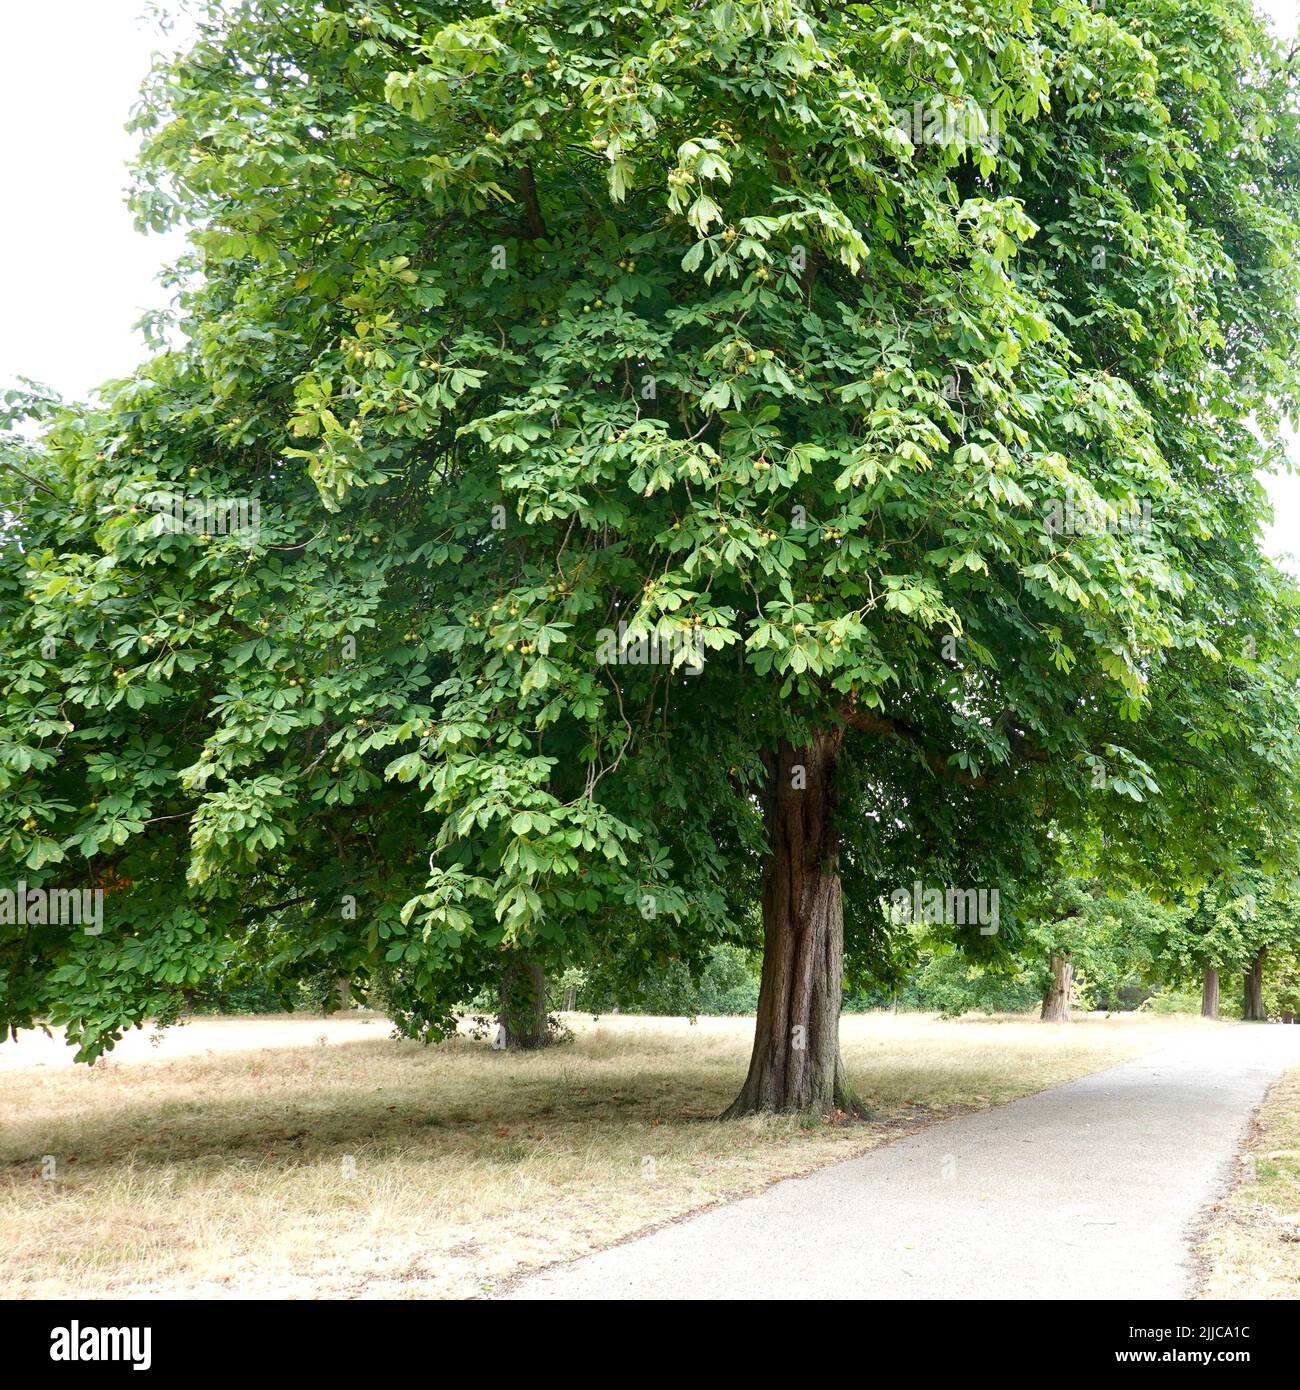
[
  {"xmin": 1197, "ymin": 1066, "xmax": 1300, "ymax": 1299},
  {"xmin": 0, "ymin": 1010, "xmax": 1200, "ymax": 1299}
]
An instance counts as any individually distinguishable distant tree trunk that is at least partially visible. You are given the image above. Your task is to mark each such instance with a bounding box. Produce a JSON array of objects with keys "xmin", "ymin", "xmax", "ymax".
[
  {"xmin": 1242, "ymin": 948, "xmax": 1267, "ymax": 1021},
  {"xmin": 724, "ymin": 733, "xmax": 867, "ymax": 1118},
  {"xmin": 1201, "ymin": 966, "xmax": 1220, "ymax": 1019},
  {"xmin": 336, "ymin": 976, "xmax": 351, "ymax": 1011},
  {"xmin": 497, "ymin": 958, "xmax": 550, "ymax": 1049},
  {"xmin": 1041, "ymin": 952, "xmax": 1073, "ymax": 1022}
]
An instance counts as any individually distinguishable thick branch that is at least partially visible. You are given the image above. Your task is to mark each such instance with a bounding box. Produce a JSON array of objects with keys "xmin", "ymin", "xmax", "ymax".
[
  {"xmin": 801, "ymin": 244, "xmax": 827, "ymax": 297},
  {"xmin": 838, "ymin": 704, "xmax": 1051, "ymax": 786},
  {"xmin": 1, "ymin": 459, "xmax": 57, "ymax": 497},
  {"xmin": 844, "ymin": 700, "xmax": 1063, "ymax": 791},
  {"xmin": 517, "ymin": 164, "xmax": 548, "ymax": 240},
  {"xmin": 838, "ymin": 706, "xmax": 988, "ymax": 786}
]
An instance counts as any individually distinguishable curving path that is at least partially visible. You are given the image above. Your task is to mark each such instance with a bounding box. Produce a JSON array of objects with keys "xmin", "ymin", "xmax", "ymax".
[{"xmin": 504, "ymin": 1024, "xmax": 1300, "ymax": 1300}]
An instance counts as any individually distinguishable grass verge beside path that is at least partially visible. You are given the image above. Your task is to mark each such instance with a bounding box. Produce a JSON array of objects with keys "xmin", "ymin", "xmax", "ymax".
[
  {"xmin": 1, "ymin": 1011, "xmax": 1203, "ymax": 1300},
  {"xmin": 1197, "ymin": 1066, "xmax": 1300, "ymax": 1299}
]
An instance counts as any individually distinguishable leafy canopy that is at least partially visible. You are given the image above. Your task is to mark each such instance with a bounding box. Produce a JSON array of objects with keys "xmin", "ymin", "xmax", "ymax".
[{"xmin": 3, "ymin": 0, "xmax": 1300, "ymax": 1056}]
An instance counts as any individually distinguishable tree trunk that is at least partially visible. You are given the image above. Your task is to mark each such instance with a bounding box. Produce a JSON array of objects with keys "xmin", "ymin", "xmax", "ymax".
[
  {"xmin": 497, "ymin": 958, "xmax": 550, "ymax": 1049},
  {"xmin": 336, "ymin": 976, "xmax": 351, "ymax": 1011},
  {"xmin": 1040, "ymin": 952, "xmax": 1073, "ymax": 1022},
  {"xmin": 1242, "ymin": 948, "xmax": 1267, "ymax": 1022},
  {"xmin": 1200, "ymin": 966, "xmax": 1219, "ymax": 1019},
  {"xmin": 724, "ymin": 734, "xmax": 867, "ymax": 1118}
]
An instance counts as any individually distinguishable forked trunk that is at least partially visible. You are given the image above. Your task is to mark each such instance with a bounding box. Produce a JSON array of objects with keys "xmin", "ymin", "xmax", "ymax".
[
  {"xmin": 724, "ymin": 734, "xmax": 867, "ymax": 1119},
  {"xmin": 1242, "ymin": 948, "xmax": 1267, "ymax": 1022},
  {"xmin": 1041, "ymin": 952, "xmax": 1073, "ymax": 1022},
  {"xmin": 497, "ymin": 958, "xmax": 550, "ymax": 1049},
  {"xmin": 1200, "ymin": 966, "xmax": 1220, "ymax": 1019}
]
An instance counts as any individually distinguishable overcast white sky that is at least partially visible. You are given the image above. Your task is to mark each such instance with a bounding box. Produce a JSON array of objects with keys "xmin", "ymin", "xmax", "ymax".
[{"xmin": 1, "ymin": 0, "xmax": 1298, "ymax": 568}]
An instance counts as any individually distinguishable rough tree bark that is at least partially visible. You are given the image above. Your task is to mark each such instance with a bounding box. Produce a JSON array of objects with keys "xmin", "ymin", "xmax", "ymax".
[
  {"xmin": 1242, "ymin": 948, "xmax": 1268, "ymax": 1022},
  {"xmin": 1200, "ymin": 965, "xmax": 1220, "ymax": 1019},
  {"xmin": 497, "ymin": 958, "xmax": 551, "ymax": 1049},
  {"xmin": 1040, "ymin": 952, "xmax": 1074, "ymax": 1022},
  {"xmin": 724, "ymin": 733, "xmax": 867, "ymax": 1118}
]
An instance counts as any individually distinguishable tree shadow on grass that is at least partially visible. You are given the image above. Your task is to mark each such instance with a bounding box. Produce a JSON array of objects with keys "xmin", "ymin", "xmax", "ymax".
[{"xmin": 1, "ymin": 1036, "xmax": 738, "ymax": 1175}]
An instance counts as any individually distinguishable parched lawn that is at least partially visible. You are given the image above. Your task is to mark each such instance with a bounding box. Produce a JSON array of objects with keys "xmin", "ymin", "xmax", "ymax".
[
  {"xmin": 1, "ymin": 1010, "xmax": 1202, "ymax": 1300},
  {"xmin": 1197, "ymin": 1066, "xmax": 1300, "ymax": 1299}
]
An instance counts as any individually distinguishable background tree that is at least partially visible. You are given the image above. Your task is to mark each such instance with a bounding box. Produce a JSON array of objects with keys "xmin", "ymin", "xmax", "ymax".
[
  {"xmin": 496, "ymin": 955, "xmax": 552, "ymax": 1049},
  {"xmin": 1019, "ymin": 873, "xmax": 1166, "ymax": 1022},
  {"xmin": 1152, "ymin": 866, "xmax": 1300, "ymax": 1021}
]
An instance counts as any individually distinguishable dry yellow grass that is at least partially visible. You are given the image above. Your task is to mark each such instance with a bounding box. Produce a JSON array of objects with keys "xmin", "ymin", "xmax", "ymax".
[
  {"xmin": 1197, "ymin": 1066, "xmax": 1300, "ymax": 1299},
  {"xmin": 0, "ymin": 1010, "xmax": 1202, "ymax": 1299}
]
